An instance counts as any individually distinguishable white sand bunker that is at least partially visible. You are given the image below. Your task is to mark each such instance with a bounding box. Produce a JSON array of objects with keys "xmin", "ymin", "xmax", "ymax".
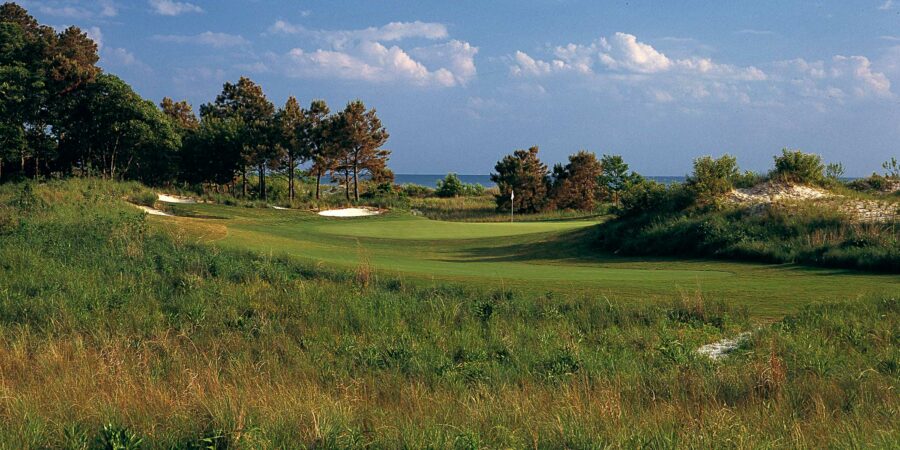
[
  {"xmin": 270, "ymin": 205, "xmax": 290, "ymax": 210},
  {"xmin": 158, "ymin": 193, "xmax": 196, "ymax": 204},
  {"xmin": 698, "ymin": 332, "xmax": 751, "ymax": 360},
  {"xmin": 318, "ymin": 207, "xmax": 381, "ymax": 217},
  {"xmin": 133, "ymin": 204, "xmax": 171, "ymax": 216}
]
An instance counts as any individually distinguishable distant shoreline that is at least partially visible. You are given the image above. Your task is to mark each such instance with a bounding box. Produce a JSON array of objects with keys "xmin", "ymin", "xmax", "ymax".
[{"xmin": 393, "ymin": 174, "xmax": 687, "ymax": 188}]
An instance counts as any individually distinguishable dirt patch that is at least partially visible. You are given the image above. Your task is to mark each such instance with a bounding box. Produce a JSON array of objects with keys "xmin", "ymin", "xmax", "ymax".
[{"xmin": 698, "ymin": 332, "xmax": 751, "ymax": 360}]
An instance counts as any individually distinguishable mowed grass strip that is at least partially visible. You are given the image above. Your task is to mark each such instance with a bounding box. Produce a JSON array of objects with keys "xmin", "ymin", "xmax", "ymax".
[{"xmin": 164, "ymin": 202, "xmax": 900, "ymax": 317}]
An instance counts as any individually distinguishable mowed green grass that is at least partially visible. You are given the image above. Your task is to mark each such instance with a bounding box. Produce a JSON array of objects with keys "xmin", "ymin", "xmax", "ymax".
[{"xmin": 163, "ymin": 202, "xmax": 900, "ymax": 317}]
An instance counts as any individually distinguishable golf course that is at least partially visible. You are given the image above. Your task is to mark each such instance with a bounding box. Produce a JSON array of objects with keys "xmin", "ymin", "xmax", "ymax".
[{"xmin": 160, "ymin": 201, "xmax": 899, "ymax": 318}]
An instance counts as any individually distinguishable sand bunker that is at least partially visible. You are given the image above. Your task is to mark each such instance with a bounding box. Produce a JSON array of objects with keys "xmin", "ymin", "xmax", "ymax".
[
  {"xmin": 157, "ymin": 193, "xmax": 196, "ymax": 204},
  {"xmin": 318, "ymin": 208, "xmax": 381, "ymax": 217},
  {"xmin": 270, "ymin": 205, "xmax": 290, "ymax": 210},
  {"xmin": 133, "ymin": 204, "xmax": 171, "ymax": 216},
  {"xmin": 697, "ymin": 332, "xmax": 751, "ymax": 360}
]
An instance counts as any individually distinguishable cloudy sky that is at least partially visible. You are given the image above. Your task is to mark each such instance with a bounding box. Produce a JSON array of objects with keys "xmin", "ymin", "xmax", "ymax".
[{"xmin": 17, "ymin": 0, "xmax": 900, "ymax": 175}]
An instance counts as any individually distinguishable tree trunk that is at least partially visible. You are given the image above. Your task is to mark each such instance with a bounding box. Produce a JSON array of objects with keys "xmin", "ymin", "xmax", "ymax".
[
  {"xmin": 353, "ymin": 162, "xmax": 360, "ymax": 202},
  {"xmin": 34, "ymin": 155, "xmax": 39, "ymax": 180},
  {"xmin": 259, "ymin": 165, "xmax": 266, "ymax": 201},
  {"xmin": 288, "ymin": 155, "xmax": 295, "ymax": 202},
  {"xmin": 242, "ymin": 169, "xmax": 247, "ymax": 197},
  {"xmin": 315, "ymin": 171, "xmax": 322, "ymax": 200},
  {"xmin": 344, "ymin": 168, "xmax": 350, "ymax": 201}
]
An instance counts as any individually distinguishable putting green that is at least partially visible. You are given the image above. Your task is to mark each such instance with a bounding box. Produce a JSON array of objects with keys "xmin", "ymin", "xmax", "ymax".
[{"xmin": 160, "ymin": 203, "xmax": 900, "ymax": 317}]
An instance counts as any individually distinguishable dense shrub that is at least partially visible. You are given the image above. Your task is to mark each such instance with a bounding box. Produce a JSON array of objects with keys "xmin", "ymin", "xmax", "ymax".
[
  {"xmin": 771, "ymin": 149, "xmax": 825, "ymax": 184},
  {"xmin": 435, "ymin": 173, "xmax": 485, "ymax": 198},
  {"xmin": 686, "ymin": 154, "xmax": 740, "ymax": 202}
]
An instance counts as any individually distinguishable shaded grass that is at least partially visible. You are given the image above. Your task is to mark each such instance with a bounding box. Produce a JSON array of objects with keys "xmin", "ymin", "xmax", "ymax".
[{"xmin": 0, "ymin": 180, "xmax": 898, "ymax": 447}]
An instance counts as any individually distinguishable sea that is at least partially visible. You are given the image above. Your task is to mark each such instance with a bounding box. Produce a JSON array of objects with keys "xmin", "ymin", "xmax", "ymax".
[{"xmin": 394, "ymin": 174, "xmax": 686, "ymax": 188}]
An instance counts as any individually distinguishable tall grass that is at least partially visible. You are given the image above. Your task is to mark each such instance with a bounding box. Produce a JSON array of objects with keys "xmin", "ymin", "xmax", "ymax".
[
  {"xmin": 0, "ymin": 179, "xmax": 897, "ymax": 448},
  {"xmin": 410, "ymin": 195, "xmax": 607, "ymax": 222}
]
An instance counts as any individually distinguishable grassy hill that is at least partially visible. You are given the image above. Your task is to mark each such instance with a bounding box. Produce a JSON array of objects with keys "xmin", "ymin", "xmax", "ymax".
[{"xmin": 0, "ymin": 179, "xmax": 897, "ymax": 448}]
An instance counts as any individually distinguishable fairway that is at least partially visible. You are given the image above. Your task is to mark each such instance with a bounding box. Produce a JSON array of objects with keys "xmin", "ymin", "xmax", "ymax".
[{"xmin": 163, "ymin": 202, "xmax": 900, "ymax": 317}]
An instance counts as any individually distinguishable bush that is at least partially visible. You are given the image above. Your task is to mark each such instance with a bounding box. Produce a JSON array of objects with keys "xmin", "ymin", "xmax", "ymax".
[
  {"xmin": 619, "ymin": 180, "xmax": 692, "ymax": 217},
  {"xmin": 435, "ymin": 173, "xmax": 485, "ymax": 198},
  {"xmin": 771, "ymin": 149, "xmax": 825, "ymax": 184},
  {"xmin": 686, "ymin": 154, "xmax": 739, "ymax": 202}
]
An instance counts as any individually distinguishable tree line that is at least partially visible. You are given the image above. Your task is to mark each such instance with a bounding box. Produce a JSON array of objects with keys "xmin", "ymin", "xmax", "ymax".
[
  {"xmin": 490, "ymin": 146, "xmax": 641, "ymax": 213},
  {"xmin": 0, "ymin": 3, "xmax": 391, "ymax": 202}
]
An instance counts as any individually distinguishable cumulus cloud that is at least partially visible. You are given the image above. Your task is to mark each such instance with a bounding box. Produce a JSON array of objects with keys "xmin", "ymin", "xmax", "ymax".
[
  {"xmin": 511, "ymin": 32, "xmax": 765, "ymax": 81},
  {"xmin": 507, "ymin": 31, "xmax": 893, "ymax": 105},
  {"xmin": 264, "ymin": 21, "xmax": 475, "ymax": 88},
  {"xmin": 878, "ymin": 0, "xmax": 894, "ymax": 10},
  {"xmin": 153, "ymin": 32, "xmax": 250, "ymax": 48},
  {"xmin": 149, "ymin": 0, "xmax": 203, "ymax": 16},
  {"xmin": 84, "ymin": 26, "xmax": 103, "ymax": 51}
]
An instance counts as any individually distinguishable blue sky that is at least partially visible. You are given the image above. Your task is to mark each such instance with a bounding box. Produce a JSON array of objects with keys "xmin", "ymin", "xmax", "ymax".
[{"xmin": 17, "ymin": 0, "xmax": 900, "ymax": 175}]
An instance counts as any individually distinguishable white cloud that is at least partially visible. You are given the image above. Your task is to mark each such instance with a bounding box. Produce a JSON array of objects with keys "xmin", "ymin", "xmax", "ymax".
[
  {"xmin": 265, "ymin": 21, "xmax": 474, "ymax": 88},
  {"xmin": 736, "ymin": 29, "xmax": 776, "ymax": 36},
  {"xmin": 153, "ymin": 32, "xmax": 249, "ymax": 48},
  {"xmin": 149, "ymin": 0, "xmax": 203, "ymax": 16},
  {"xmin": 878, "ymin": 0, "xmax": 894, "ymax": 10},
  {"xmin": 505, "ymin": 32, "xmax": 898, "ymax": 105},
  {"xmin": 269, "ymin": 20, "xmax": 448, "ymax": 45},
  {"xmin": 34, "ymin": 0, "xmax": 117, "ymax": 19},
  {"xmin": 511, "ymin": 32, "xmax": 765, "ymax": 81},
  {"xmin": 775, "ymin": 56, "xmax": 892, "ymax": 99},
  {"xmin": 84, "ymin": 26, "xmax": 103, "ymax": 51}
]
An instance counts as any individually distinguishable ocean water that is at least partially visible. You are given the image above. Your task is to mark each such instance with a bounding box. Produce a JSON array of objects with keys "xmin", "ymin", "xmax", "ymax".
[{"xmin": 394, "ymin": 174, "xmax": 686, "ymax": 188}]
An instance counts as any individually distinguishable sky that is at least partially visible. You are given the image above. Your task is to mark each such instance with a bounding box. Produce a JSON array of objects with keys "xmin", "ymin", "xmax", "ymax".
[{"xmin": 15, "ymin": 0, "xmax": 900, "ymax": 175}]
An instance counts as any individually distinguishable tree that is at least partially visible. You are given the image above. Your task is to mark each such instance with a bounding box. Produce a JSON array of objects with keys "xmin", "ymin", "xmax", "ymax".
[
  {"xmin": 338, "ymin": 100, "xmax": 390, "ymax": 202},
  {"xmin": 882, "ymin": 157, "xmax": 899, "ymax": 179},
  {"xmin": 58, "ymin": 74, "xmax": 179, "ymax": 182},
  {"xmin": 201, "ymin": 77, "xmax": 275, "ymax": 198},
  {"xmin": 490, "ymin": 146, "xmax": 550, "ymax": 213},
  {"xmin": 275, "ymin": 96, "xmax": 305, "ymax": 202},
  {"xmin": 685, "ymin": 154, "xmax": 739, "ymax": 203},
  {"xmin": 550, "ymin": 150, "xmax": 603, "ymax": 210},
  {"xmin": 181, "ymin": 116, "xmax": 243, "ymax": 189},
  {"xmin": 299, "ymin": 100, "xmax": 332, "ymax": 200},
  {"xmin": 160, "ymin": 97, "xmax": 199, "ymax": 133},
  {"xmin": 598, "ymin": 154, "xmax": 640, "ymax": 206}
]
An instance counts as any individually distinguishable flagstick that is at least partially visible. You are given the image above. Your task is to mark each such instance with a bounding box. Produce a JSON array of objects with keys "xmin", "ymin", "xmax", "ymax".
[{"xmin": 510, "ymin": 189, "xmax": 514, "ymax": 223}]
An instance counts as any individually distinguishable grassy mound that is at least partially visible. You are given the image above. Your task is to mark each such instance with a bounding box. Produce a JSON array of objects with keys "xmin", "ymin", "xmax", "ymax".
[
  {"xmin": 600, "ymin": 183, "xmax": 900, "ymax": 273},
  {"xmin": 0, "ymin": 180, "xmax": 897, "ymax": 447}
]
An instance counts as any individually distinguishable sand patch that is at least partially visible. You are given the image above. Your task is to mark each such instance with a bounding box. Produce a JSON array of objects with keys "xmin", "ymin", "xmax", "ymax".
[
  {"xmin": 158, "ymin": 193, "xmax": 196, "ymax": 204},
  {"xmin": 133, "ymin": 204, "xmax": 171, "ymax": 216},
  {"xmin": 726, "ymin": 182, "xmax": 832, "ymax": 205},
  {"xmin": 270, "ymin": 205, "xmax": 290, "ymax": 210},
  {"xmin": 318, "ymin": 208, "xmax": 381, "ymax": 217},
  {"xmin": 698, "ymin": 332, "xmax": 751, "ymax": 360}
]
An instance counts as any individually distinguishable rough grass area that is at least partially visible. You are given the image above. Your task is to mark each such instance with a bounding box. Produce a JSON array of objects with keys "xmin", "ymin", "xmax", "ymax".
[
  {"xmin": 0, "ymin": 179, "xmax": 897, "ymax": 448},
  {"xmin": 408, "ymin": 195, "xmax": 607, "ymax": 222},
  {"xmin": 599, "ymin": 201, "xmax": 900, "ymax": 273}
]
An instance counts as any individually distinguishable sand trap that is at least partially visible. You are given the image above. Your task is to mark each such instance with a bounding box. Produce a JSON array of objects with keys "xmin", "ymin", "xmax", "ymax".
[
  {"xmin": 270, "ymin": 205, "xmax": 290, "ymax": 210},
  {"xmin": 158, "ymin": 193, "xmax": 196, "ymax": 204},
  {"xmin": 318, "ymin": 207, "xmax": 381, "ymax": 217},
  {"xmin": 133, "ymin": 204, "xmax": 171, "ymax": 216},
  {"xmin": 698, "ymin": 332, "xmax": 751, "ymax": 360}
]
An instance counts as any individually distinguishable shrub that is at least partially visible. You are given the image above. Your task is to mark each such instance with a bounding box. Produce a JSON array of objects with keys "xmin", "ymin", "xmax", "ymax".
[
  {"xmin": 686, "ymin": 154, "xmax": 739, "ymax": 202},
  {"xmin": 435, "ymin": 173, "xmax": 485, "ymax": 198},
  {"xmin": 771, "ymin": 149, "xmax": 825, "ymax": 184}
]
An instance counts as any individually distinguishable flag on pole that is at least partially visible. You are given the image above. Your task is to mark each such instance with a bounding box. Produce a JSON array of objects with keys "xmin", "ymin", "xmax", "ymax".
[{"xmin": 510, "ymin": 190, "xmax": 515, "ymax": 200}]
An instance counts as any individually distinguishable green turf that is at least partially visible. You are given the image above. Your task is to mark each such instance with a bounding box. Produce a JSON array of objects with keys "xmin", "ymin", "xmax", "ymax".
[{"xmin": 163, "ymin": 202, "xmax": 900, "ymax": 318}]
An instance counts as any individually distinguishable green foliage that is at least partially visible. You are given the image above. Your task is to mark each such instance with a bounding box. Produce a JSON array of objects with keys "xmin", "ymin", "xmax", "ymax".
[
  {"xmin": 435, "ymin": 173, "xmax": 485, "ymax": 198},
  {"xmin": 826, "ymin": 162, "xmax": 845, "ymax": 180},
  {"xmin": 550, "ymin": 150, "xmax": 603, "ymax": 210},
  {"xmin": 686, "ymin": 154, "xmax": 739, "ymax": 202},
  {"xmin": 619, "ymin": 179, "xmax": 693, "ymax": 217},
  {"xmin": 490, "ymin": 146, "xmax": 550, "ymax": 213},
  {"xmin": 883, "ymin": 157, "xmax": 900, "ymax": 179},
  {"xmin": 772, "ymin": 149, "xmax": 825, "ymax": 184},
  {"xmin": 598, "ymin": 154, "xmax": 642, "ymax": 206}
]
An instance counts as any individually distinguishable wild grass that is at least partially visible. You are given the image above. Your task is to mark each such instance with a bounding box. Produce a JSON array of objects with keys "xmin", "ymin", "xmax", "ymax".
[
  {"xmin": 0, "ymin": 179, "xmax": 897, "ymax": 448},
  {"xmin": 600, "ymin": 200, "xmax": 900, "ymax": 273}
]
